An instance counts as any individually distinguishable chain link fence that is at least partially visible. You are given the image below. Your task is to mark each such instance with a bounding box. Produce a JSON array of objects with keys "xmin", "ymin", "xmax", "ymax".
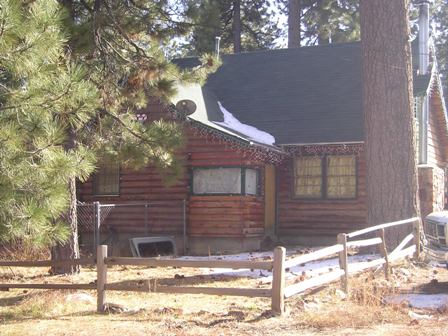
[{"xmin": 77, "ymin": 201, "xmax": 187, "ymax": 256}]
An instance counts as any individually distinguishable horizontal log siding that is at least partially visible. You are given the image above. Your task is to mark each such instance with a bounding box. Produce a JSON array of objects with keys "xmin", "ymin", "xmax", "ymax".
[
  {"xmin": 427, "ymin": 92, "xmax": 448, "ymax": 168},
  {"xmin": 186, "ymin": 128, "xmax": 265, "ymax": 238},
  {"xmin": 277, "ymin": 147, "xmax": 367, "ymax": 237},
  {"xmin": 78, "ymin": 115, "xmax": 266, "ymax": 238}
]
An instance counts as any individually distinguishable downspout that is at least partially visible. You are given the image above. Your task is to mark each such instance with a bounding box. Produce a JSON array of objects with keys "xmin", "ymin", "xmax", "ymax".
[{"xmin": 418, "ymin": 0, "xmax": 430, "ymax": 164}]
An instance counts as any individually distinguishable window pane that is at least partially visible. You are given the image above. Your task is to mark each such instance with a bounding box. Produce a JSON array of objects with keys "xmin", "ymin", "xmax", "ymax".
[
  {"xmin": 245, "ymin": 169, "xmax": 258, "ymax": 195},
  {"xmin": 94, "ymin": 163, "xmax": 120, "ymax": 195},
  {"xmin": 193, "ymin": 168, "xmax": 241, "ymax": 194},
  {"xmin": 294, "ymin": 157, "xmax": 322, "ymax": 197},
  {"xmin": 327, "ymin": 156, "xmax": 356, "ymax": 198}
]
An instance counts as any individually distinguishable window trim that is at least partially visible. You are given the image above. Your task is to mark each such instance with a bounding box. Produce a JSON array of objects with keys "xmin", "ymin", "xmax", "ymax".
[
  {"xmin": 190, "ymin": 166, "xmax": 260, "ymax": 196},
  {"xmin": 92, "ymin": 163, "xmax": 120, "ymax": 197},
  {"xmin": 292, "ymin": 155, "xmax": 358, "ymax": 201}
]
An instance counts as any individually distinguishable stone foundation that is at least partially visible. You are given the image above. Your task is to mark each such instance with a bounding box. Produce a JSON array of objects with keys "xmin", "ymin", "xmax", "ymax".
[{"xmin": 418, "ymin": 164, "xmax": 445, "ymax": 218}]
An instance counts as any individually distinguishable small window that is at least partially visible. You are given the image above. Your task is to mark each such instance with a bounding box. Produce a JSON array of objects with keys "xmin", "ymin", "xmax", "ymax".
[
  {"xmin": 326, "ymin": 155, "xmax": 356, "ymax": 199},
  {"xmin": 192, "ymin": 167, "xmax": 259, "ymax": 195},
  {"xmin": 93, "ymin": 163, "xmax": 120, "ymax": 196},
  {"xmin": 294, "ymin": 155, "xmax": 357, "ymax": 199},
  {"xmin": 294, "ymin": 157, "xmax": 323, "ymax": 198}
]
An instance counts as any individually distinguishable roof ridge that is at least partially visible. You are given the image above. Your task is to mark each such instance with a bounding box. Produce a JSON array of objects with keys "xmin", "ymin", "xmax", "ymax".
[{"xmin": 172, "ymin": 41, "xmax": 362, "ymax": 62}]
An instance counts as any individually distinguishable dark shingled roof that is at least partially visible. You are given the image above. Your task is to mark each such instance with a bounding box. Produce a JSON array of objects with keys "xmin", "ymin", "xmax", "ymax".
[{"xmin": 174, "ymin": 41, "xmax": 430, "ymax": 145}]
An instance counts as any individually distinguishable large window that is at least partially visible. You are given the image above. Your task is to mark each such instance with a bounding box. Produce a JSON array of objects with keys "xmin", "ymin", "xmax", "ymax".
[
  {"xmin": 93, "ymin": 163, "xmax": 120, "ymax": 196},
  {"xmin": 294, "ymin": 155, "xmax": 356, "ymax": 199},
  {"xmin": 192, "ymin": 167, "xmax": 259, "ymax": 195}
]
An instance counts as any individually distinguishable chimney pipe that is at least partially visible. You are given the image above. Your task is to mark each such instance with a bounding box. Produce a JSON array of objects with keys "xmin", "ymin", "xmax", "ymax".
[
  {"xmin": 417, "ymin": 0, "xmax": 430, "ymax": 75},
  {"xmin": 416, "ymin": 0, "xmax": 431, "ymax": 164},
  {"xmin": 215, "ymin": 36, "xmax": 221, "ymax": 59}
]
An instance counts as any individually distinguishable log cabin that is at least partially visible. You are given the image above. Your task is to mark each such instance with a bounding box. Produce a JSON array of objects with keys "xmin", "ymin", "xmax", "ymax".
[{"xmin": 78, "ymin": 3, "xmax": 448, "ymax": 255}]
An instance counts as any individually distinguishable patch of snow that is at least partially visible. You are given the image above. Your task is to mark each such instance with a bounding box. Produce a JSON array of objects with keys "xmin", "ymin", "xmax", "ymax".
[
  {"xmin": 214, "ymin": 102, "xmax": 276, "ymax": 146},
  {"xmin": 176, "ymin": 248, "xmax": 377, "ymax": 283},
  {"xmin": 428, "ymin": 260, "xmax": 448, "ymax": 268},
  {"xmin": 385, "ymin": 294, "xmax": 448, "ymax": 310},
  {"xmin": 66, "ymin": 293, "xmax": 95, "ymax": 304},
  {"xmin": 408, "ymin": 311, "xmax": 433, "ymax": 320}
]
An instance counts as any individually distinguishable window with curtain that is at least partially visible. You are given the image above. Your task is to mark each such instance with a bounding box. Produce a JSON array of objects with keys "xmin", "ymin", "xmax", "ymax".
[
  {"xmin": 326, "ymin": 155, "xmax": 356, "ymax": 198},
  {"xmin": 93, "ymin": 163, "xmax": 120, "ymax": 196},
  {"xmin": 294, "ymin": 155, "xmax": 357, "ymax": 199},
  {"xmin": 294, "ymin": 157, "xmax": 323, "ymax": 198},
  {"xmin": 192, "ymin": 167, "xmax": 259, "ymax": 195}
]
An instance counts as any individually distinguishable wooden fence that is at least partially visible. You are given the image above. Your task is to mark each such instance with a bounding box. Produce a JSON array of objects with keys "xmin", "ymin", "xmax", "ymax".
[
  {"xmin": 281, "ymin": 216, "xmax": 420, "ymax": 308},
  {"xmin": 0, "ymin": 217, "xmax": 420, "ymax": 315}
]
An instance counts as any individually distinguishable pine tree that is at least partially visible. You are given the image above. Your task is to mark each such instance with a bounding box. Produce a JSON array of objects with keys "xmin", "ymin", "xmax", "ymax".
[
  {"xmin": 185, "ymin": 0, "xmax": 281, "ymax": 54},
  {"xmin": 1, "ymin": 0, "xmax": 217, "ymax": 273},
  {"xmin": 431, "ymin": 0, "xmax": 448, "ymax": 93},
  {"xmin": 360, "ymin": 0, "xmax": 421, "ymax": 248},
  {"xmin": 0, "ymin": 0, "xmax": 97, "ymax": 250},
  {"xmin": 277, "ymin": 0, "xmax": 360, "ymax": 46}
]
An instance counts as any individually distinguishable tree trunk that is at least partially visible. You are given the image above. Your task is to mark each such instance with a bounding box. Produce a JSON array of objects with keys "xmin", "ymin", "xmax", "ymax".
[
  {"xmin": 317, "ymin": 0, "xmax": 330, "ymax": 45},
  {"xmin": 233, "ymin": 0, "xmax": 241, "ymax": 53},
  {"xmin": 360, "ymin": 0, "xmax": 421, "ymax": 249},
  {"xmin": 288, "ymin": 0, "xmax": 301, "ymax": 48},
  {"xmin": 51, "ymin": 128, "xmax": 80, "ymax": 274}
]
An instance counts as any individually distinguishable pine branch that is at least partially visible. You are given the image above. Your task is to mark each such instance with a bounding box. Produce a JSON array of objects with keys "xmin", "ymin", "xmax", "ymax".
[
  {"xmin": 0, "ymin": 82, "xmax": 73, "ymax": 112},
  {"xmin": 100, "ymin": 109, "xmax": 158, "ymax": 146}
]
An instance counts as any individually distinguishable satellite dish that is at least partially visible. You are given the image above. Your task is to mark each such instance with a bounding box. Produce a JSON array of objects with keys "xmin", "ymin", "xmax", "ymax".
[{"xmin": 176, "ymin": 99, "xmax": 197, "ymax": 115}]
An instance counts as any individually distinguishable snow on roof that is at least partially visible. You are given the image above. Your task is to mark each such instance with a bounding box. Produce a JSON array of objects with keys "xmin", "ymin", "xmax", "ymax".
[
  {"xmin": 214, "ymin": 102, "xmax": 276, "ymax": 146},
  {"xmin": 170, "ymin": 83, "xmax": 277, "ymax": 147}
]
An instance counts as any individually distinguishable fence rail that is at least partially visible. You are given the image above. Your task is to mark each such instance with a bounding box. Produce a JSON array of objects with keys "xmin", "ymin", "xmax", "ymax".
[
  {"xmin": 0, "ymin": 217, "xmax": 421, "ymax": 315},
  {"xmin": 105, "ymin": 257, "xmax": 273, "ymax": 270},
  {"xmin": 283, "ymin": 217, "xmax": 420, "ymax": 299}
]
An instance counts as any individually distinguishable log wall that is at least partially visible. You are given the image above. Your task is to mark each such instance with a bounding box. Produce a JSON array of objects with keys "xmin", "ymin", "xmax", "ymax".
[
  {"xmin": 78, "ymin": 105, "xmax": 267, "ymax": 238},
  {"xmin": 277, "ymin": 147, "xmax": 367, "ymax": 239},
  {"xmin": 427, "ymin": 91, "xmax": 448, "ymax": 168}
]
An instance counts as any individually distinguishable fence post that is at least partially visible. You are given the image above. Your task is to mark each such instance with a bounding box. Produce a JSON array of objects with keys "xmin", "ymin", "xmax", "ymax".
[
  {"xmin": 337, "ymin": 233, "xmax": 348, "ymax": 293},
  {"xmin": 271, "ymin": 246, "xmax": 285, "ymax": 315},
  {"xmin": 413, "ymin": 218, "xmax": 421, "ymax": 260},
  {"xmin": 97, "ymin": 245, "xmax": 108, "ymax": 313},
  {"xmin": 94, "ymin": 201, "xmax": 101, "ymax": 256},
  {"xmin": 379, "ymin": 228, "xmax": 390, "ymax": 280}
]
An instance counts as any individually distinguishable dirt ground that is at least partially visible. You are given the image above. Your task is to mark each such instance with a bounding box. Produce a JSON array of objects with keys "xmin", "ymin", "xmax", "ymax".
[{"xmin": 0, "ymin": 256, "xmax": 447, "ymax": 336}]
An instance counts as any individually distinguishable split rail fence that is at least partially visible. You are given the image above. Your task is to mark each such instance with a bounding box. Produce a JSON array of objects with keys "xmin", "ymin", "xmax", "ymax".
[{"xmin": 0, "ymin": 217, "xmax": 420, "ymax": 315}]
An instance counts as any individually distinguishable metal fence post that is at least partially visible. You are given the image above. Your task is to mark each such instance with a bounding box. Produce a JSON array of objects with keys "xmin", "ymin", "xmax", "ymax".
[
  {"xmin": 272, "ymin": 246, "xmax": 285, "ymax": 315},
  {"xmin": 94, "ymin": 201, "xmax": 100, "ymax": 256}
]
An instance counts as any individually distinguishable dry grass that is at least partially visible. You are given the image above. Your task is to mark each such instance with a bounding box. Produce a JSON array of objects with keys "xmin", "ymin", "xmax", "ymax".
[
  {"xmin": 0, "ymin": 244, "xmax": 49, "ymax": 261},
  {"xmin": 1, "ymin": 261, "xmax": 448, "ymax": 336}
]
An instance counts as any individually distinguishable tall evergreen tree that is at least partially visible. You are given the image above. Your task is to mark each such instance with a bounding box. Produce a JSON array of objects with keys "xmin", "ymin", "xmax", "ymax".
[
  {"xmin": 288, "ymin": 0, "xmax": 301, "ymax": 48},
  {"xmin": 185, "ymin": 0, "xmax": 281, "ymax": 54},
  {"xmin": 1, "ymin": 0, "xmax": 217, "ymax": 273},
  {"xmin": 431, "ymin": 0, "xmax": 448, "ymax": 93},
  {"xmin": 0, "ymin": 0, "xmax": 97, "ymax": 249},
  {"xmin": 360, "ymin": 0, "xmax": 421, "ymax": 248},
  {"xmin": 278, "ymin": 0, "xmax": 360, "ymax": 46}
]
